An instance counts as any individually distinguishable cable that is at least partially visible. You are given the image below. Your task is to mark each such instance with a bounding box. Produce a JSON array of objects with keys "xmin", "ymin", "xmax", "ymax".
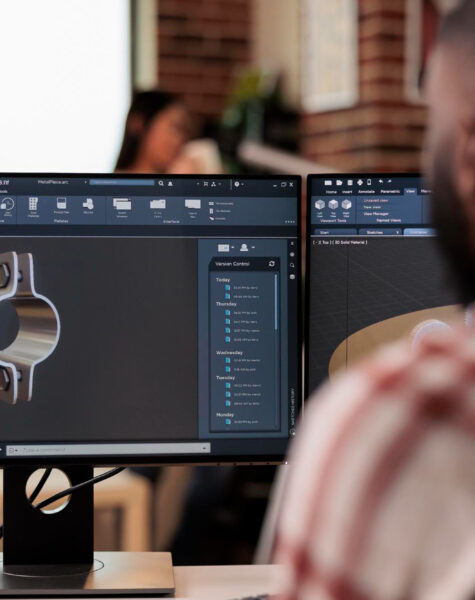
[
  {"xmin": 33, "ymin": 467, "xmax": 124, "ymax": 511},
  {"xmin": 0, "ymin": 467, "xmax": 125, "ymax": 540},
  {"xmin": 28, "ymin": 467, "xmax": 53, "ymax": 503}
]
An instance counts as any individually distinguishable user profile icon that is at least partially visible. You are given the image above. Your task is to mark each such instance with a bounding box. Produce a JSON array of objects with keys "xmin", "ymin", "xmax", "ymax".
[{"xmin": 240, "ymin": 243, "xmax": 249, "ymax": 252}]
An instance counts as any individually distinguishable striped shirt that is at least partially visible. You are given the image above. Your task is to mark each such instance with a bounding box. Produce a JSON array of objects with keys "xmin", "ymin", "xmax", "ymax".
[{"xmin": 275, "ymin": 310, "xmax": 475, "ymax": 600}]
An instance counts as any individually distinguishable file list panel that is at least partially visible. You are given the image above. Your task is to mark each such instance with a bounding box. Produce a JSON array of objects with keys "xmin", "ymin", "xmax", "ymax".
[
  {"xmin": 198, "ymin": 239, "xmax": 294, "ymax": 441},
  {"xmin": 208, "ymin": 257, "xmax": 280, "ymax": 433}
]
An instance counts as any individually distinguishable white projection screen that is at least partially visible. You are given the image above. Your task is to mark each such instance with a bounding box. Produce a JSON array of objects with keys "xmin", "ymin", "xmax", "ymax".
[{"xmin": 0, "ymin": 0, "xmax": 131, "ymax": 172}]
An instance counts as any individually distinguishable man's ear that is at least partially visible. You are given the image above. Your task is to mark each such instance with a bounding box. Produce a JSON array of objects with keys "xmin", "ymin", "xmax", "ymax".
[{"xmin": 453, "ymin": 118, "xmax": 475, "ymax": 229}]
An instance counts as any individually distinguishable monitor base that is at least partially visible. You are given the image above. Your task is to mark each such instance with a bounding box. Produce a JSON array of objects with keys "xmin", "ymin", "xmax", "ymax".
[{"xmin": 0, "ymin": 552, "xmax": 175, "ymax": 596}]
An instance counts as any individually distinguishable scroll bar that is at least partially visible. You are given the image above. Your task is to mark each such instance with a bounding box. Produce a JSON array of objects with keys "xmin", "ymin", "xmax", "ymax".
[{"xmin": 274, "ymin": 273, "xmax": 280, "ymax": 428}]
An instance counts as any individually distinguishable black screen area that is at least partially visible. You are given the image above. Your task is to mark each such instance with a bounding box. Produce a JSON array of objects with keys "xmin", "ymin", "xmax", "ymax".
[
  {"xmin": 0, "ymin": 175, "xmax": 300, "ymax": 464},
  {"xmin": 306, "ymin": 174, "xmax": 459, "ymax": 397}
]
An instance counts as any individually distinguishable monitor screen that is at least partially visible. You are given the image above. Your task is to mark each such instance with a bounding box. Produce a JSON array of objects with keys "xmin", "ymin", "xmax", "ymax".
[
  {"xmin": 306, "ymin": 173, "xmax": 460, "ymax": 397},
  {"xmin": 0, "ymin": 174, "xmax": 301, "ymax": 465}
]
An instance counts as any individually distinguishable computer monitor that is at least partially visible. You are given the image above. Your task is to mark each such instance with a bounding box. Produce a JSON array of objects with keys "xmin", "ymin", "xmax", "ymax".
[
  {"xmin": 0, "ymin": 173, "xmax": 301, "ymax": 594},
  {"xmin": 305, "ymin": 173, "xmax": 460, "ymax": 398}
]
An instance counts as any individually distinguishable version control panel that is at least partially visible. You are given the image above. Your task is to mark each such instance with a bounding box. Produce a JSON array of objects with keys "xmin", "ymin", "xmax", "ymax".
[{"xmin": 197, "ymin": 239, "xmax": 296, "ymax": 439}]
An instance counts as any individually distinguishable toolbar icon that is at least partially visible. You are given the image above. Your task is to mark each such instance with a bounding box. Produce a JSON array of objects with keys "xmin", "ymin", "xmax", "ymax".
[
  {"xmin": 328, "ymin": 199, "xmax": 339, "ymax": 210},
  {"xmin": 56, "ymin": 197, "xmax": 67, "ymax": 210},
  {"xmin": 315, "ymin": 200, "xmax": 325, "ymax": 210},
  {"xmin": 113, "ymin": 198, "xmax": 132, "ymax": 211},
  {"xmin": 0, "ymin": 197, "xmax": 15, "ymax": 210},
  {"xmin": 150, "ymin": 199, "xmax": 166, "ymax": 209},
  {"xmin": 29, "ymin": 197, "xmax": 38, "ymax": 211},
  {"xmin": 185, "ymin": 199, "xmax": 201, "ymax": 209},
  {"xmin": 83, "ymin": 198, "xmax": 94, "ymax": 210},
  {"xmin": 342, "ymin": 199, "xmax": 352, "ymax": 210}
]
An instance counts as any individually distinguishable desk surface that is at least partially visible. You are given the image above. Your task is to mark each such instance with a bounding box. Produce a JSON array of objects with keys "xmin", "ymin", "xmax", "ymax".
[
  {"xmin": 174, "ymin": 564, "xmax": 283, "ymax": 599},
  {"xmin": 0, "ymin": 562, "xmax": 283, "ymax": 600}
]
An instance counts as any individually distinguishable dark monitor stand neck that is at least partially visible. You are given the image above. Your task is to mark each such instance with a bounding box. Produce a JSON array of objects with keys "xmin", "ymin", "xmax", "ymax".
[{"xmin": 0, "ymin": 466, "xmax": 175, "ymax": 596}]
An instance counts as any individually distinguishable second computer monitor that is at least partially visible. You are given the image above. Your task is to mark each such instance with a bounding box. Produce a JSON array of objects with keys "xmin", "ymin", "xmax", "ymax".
[{"xmin": 306, "ymin": 173, "xmax": 460, "ymax": 397}]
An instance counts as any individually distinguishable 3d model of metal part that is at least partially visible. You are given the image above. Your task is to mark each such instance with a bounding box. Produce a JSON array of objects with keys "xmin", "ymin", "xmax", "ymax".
[{"xmin": 0, "ymin": 252, "xmax": 60, "ymax": 405}]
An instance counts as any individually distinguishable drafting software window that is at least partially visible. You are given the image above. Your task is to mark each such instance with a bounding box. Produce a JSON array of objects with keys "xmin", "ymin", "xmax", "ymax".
[
  {"xmin": 307, "ymin": 175, "xmax": 460, "ymax": 395},
  {"xmin": 0, "ymin": 176, "xmax": 299, "ymax": 461}
]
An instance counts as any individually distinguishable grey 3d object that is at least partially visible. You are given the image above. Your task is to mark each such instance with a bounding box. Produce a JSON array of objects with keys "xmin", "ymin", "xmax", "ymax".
[{"xmin": 0, "ymin": 252, "xmax": 60, "ymax": 405}]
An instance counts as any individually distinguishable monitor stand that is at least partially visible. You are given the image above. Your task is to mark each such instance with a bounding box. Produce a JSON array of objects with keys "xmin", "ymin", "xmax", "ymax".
[{"xmin": 0, "ymin": 466, "xmax": 175, "ymax": 596}]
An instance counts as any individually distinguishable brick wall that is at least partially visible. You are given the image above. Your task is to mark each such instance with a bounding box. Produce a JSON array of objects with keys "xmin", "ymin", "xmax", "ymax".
[
  {"xmin": 157, "ymin": 0, "xmax": 252, "ymax": 121},
  {"xmin": 157, "ymin": 0, "xmax": 429, "ymax": 172},
  {"xmin": 301, "ymin": 0, "xmax": 428, "ymax": 172}
]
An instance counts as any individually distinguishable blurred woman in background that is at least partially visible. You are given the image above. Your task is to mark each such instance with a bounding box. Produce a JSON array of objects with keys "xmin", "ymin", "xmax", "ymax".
[
  {"xmin": 115, "ymin": 90, "xmax": 191, "ymax": 173},
  {"xmin": 116, "ymin": 90, "xmax": 222, "ymax": 174}
]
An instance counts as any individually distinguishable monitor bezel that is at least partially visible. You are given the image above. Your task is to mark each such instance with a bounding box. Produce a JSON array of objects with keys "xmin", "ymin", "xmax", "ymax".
[
  {"xmin": 305, "ymin": 172, "xmax": 422, "ymax": 401},
  {"xmin": 0, "ymin": 172, "xmax": 302, "ymax": 467}
]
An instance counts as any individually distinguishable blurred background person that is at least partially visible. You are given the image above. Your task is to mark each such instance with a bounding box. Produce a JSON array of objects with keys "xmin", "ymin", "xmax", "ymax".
[
  {"xmin": 115, "ymin": 89, "xmax": 192, "ymax": 174},
  {"xmin": 116, "ymin": 89, "xmax": 222, "ymax": 175}
]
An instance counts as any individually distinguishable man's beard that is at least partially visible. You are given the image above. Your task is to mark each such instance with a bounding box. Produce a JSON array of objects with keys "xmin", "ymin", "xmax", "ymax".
[{"xmin": 430, "ymin": 149, "xmax": 475, "ymax": 305}]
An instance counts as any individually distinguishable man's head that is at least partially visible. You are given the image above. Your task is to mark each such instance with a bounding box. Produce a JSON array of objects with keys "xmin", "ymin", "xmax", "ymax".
[{"xmin": 425, "ymin": 0, "xmax": 475, "ymax": 305}]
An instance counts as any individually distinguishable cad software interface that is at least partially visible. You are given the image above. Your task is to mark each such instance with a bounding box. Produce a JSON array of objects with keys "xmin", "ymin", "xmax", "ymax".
[
  {"xmin": 0, "ymin": 175, "xmax": 299, "ymax": 461},
  {"xmin": 307, "ymin": 174, "xmax": 459, "ymax": 396}
]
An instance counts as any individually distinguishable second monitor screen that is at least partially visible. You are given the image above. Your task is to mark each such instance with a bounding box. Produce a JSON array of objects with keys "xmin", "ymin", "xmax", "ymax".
[{"xmin": 306, "ymin": 175, "xmax": 459, "ymax": 396}]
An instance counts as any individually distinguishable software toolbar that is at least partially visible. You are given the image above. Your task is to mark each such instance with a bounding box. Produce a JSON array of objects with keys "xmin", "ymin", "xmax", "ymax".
[
  {"xmin": 0, "ymin": 195, "xmax": 296, "ymax": 228},
  {"xmin": 310, "ymin": 176, "xmax": 435, "ymax": 236}
]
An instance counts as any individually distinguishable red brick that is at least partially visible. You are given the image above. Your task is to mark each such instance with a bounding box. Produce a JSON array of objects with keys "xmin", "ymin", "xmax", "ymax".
[{"xmin": 157, "ymin": 0, "xmax": 252, "ymax": 120}]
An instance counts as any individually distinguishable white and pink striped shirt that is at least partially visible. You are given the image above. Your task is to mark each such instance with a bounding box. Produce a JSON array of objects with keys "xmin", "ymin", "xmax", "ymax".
[{"xmin": 275, "ymin": 311, "xmax": 475, "ymax": 600}]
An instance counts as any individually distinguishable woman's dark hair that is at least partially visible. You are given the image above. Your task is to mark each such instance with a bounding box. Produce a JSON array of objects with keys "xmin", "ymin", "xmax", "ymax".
[{"xmin": 115, "ymin": 90, "xmax": 179, "ymax": 171}]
